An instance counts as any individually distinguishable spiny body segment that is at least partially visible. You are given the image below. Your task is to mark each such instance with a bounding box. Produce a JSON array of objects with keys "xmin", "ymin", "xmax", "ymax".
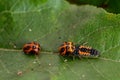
[{"xmin": 78, "ymin": 46, "xmax": 99, "ymax": 57}]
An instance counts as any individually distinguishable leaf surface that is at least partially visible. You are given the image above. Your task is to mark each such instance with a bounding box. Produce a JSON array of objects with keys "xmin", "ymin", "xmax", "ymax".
[{"xmin": 0, "ymin": 0, "xmax": 120, "ymax": 80}]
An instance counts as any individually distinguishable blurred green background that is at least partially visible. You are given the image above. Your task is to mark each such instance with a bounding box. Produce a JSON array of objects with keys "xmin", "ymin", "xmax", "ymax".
[{"xmin": 67, "ymin": 0, "xmax": 120, "ymax": 14}]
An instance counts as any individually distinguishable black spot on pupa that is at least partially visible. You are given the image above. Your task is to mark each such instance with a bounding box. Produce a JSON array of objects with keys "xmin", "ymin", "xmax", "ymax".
[
  {"xmin": 24, "ymin": 46, "xmax": 31, "ymax": 50},
  {"xmin": 60, "ymin": 48, "xmax": 65, "ymax": 53}
]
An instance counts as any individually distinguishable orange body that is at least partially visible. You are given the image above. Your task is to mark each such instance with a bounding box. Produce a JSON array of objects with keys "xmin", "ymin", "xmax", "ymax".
[
  {"xmin": 23, "ymin": 42, "xmax": 41, "ymax": 55},
  {"xmin": 58, "ymin": 42, "xmax": 75, "ymax": 56}
]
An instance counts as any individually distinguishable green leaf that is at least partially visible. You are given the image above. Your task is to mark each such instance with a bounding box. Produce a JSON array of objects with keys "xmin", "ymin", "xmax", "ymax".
[{"xmin": 0, "ymin": 0, "xmax": 120, "ymax": 80}]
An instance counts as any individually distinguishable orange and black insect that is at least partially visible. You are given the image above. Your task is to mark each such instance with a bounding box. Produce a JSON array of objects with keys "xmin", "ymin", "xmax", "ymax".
[
  {"xmin": 58, "ymin": 42, "xmax": 75, "ymax": 56},
  {"xmin": 77, "ymin": 45, "xmax": 100, "ymax": 57},
  {"xmin": 23, "ymin": 42, "xmax": 41, "ymax": 55}
]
